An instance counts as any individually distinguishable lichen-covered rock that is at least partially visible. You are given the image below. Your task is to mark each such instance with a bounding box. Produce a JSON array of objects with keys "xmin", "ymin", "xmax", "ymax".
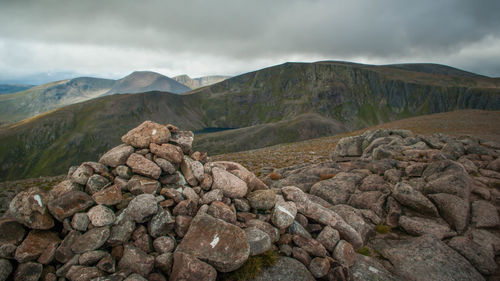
[
  {"xmin": 127, "ymin": 194, "xmax": 158, "ymax": 223},
  {"xmin": 247, "ymin": 189, "xmax": 276, "ymax": 210},
  {"xmin": 251, "ymin": 256, "xmax": 315, "ymax": 281},
  {"xmin": 121, "ymin": 121, "xmax": 171, "ymax": 148},
  {"xmin": 309, "ymin": 257, "xmax": 330, "ymax": 278},
  {"xmin": 9, "ymin": 188, "xmax": 54, "ymax": 230},
  {"xmin": 87, "ymin": 205, "xmax": 116, "ymax": 227},
  {"xmin": 244, "ymin": 227, "xmax": 271, "ymax": 256},
  {"xmin": 471, "ymin": 200, "xmax": 500, "ymax": 228},
  {"xmin": 170, "ymin": 251, "xmax": 216, "ymax": 281},
  {"xmin": 176, "ymin": 213, "xmax": 249, "ymax": 272},
  {"xmin": 391, "ymin": 182, "xmax": 438, "ymax": 216},
  {"xmin": 47, "ymin": 191, "xmax": 94, "ymax": 222},
  {"xmin": 351, "ymin": 254, "xmax": 402, "ymax": 281},
  {"xmin": 99, "ymin": 144, "xmax": 135, "ymax": 168},
  {"xmin": 148, "ymin": 207, "xmax": 175, "ymax": 238},
  {"xmin": 448, "ymin": 236, "xmax": 497, "ymax": 275},
  {"xmin": 333, "ymin": 240, "xmax": 356, "ymax": 267},
  {"xmin": 118, "ymin": 244, "xmax": 155, "ymax": 277},
  {"xmin": 14, "ymin": 230, "xmax": 60, "ymax": 263},
  {"xmin": 71, "ymin": 226, "xmax": 110, "ymax": 254},
  {"xmin": 271, "ymin": 201, "xmax": 297, "ymax": 229},
  {"xmin": 211, "ymin": 167, "xmax": 248, "ymax": 198},
  {"xmin": 126, "ymin": 153, "xmax": 161, "ymax": 179},
  {"xmin": 428, "ymin": 193, "xmax": 469, "ymax": 233}
]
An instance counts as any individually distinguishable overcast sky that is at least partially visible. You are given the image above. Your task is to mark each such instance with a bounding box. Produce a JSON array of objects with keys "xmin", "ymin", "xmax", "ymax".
[{"xmin": 1, "ymin": 0, "xmax": 499, "ymax": 84}]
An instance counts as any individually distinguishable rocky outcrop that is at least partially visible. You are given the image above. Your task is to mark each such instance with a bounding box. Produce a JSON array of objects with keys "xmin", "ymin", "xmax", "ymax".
[{"xmin": 2, "ymin": 124, "xmax": 499, "ymax": 280}]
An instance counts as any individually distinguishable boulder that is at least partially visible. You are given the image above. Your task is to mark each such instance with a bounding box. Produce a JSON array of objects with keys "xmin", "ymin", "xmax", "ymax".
[
  {"xmin": 127, "ymin": 194, "xmax": 158, "ymax": 223},
  {"xmin": 316, "ymin": 226, "xmax": 340, "ymax": 252},
  {"xmin": 87, "ymin": 205, "xmax": 116, "ymax": 227},
  {"xmin": 247, "ymin": 190, "xmax": 276, "ymax": 210},
  {"xmin": 250, "ymin": 256, "xmax": 315, "ymax": 281},
  {"xmin": 0, "ymin": 218, "xmax": 26, "ymax": 245},
  {"xmin": 121, "ymin": 121, "xmax": 171, "ymax": 148},
  {"xmin": 153, "ymin": 236, "xmax": 175, "ymax": 254},
  {"xmin": 309, "ymin": 257, "xmax": 330, "ymax": 278},
  {"xmin": 9, "ymin": 188, "xmax": 54, "ymax": 230},
  {"xmin": 176, "ymin": 213, "xmax": 250, "ymax": 272},
  {"xmin": 55, "ymin": 230, "xmax": 81, "ymax": 263},
  {"xmin": 180, "ymin": 156, "xmax": 204, "ymax": 186},
  {"xmin": 207, "ymin": 201, "xmax": 236, "ymax": 224},
  {"xmin": 372, "ymin": 235, "xmax": 484, "ymax": 281},
  {"xmin": 99, "ymin": 144, "xmax": 134, "ymax": 167},
  {"xmin": 332, "ymin": 240, "xmax": 355, "ymax": 267},
  {"xmin": 471, "ymin": 200, "xmax": 500, "ymax": 228},
  {"xmin": 71, "ymin": 226, "xmax": 110, "ymax": 254},
  {"xmin": 150, "ymin": 143, "xmax": 183, "ymax": 164},
  {"xmin": 148, "ymin": 207, "xmax": 175, "ymax": 238},
  {"xmin": 333, "ymin": 135, "xmax": 363, "ymax": 157},
  {"xmin": 154, "ymin": 157, "xmax": 177, "ymax": 174},
  {"xmin": 86, "ymin": 174, "xmax": 110, "ymax": 195},
  {"xmin": 108, "ymin": 213, "xmax": 135, "ymax": 246},
  {"xmin": 428, "ymin": 193, "xmax": 469, "ymax": 233},
  {"xmin": 170, "ymin": 131, "xmax": 194, "ymax": 154},
  {"xmin": 448, "ymin": 236, "xmax": 497, "ymax": 275},
  {"xmin": 244, "ymin": 227, "xmax": 272, "ymax": 256},
  {"xmin": 169, "ymin": 251, "xmax": 216, "ymax": 281},
  {"xmin": 271, "ymin": 201, "xmax": 297, "ymax": 229},
  {"xmin": 211, "ymin": 167, "xmax": 248, "ymax": 198},
  {"xmin": 247, "ymin": 219, "xmax": 280, "ymax": 243},
  {"xmin": 391, "ymin": 182, "xmax": 438, "ymax": 216},
  {"xmin": 398, "ymin": 216, "xmax": 454, "ymax": 239},
  {"xmin": 14, "ymin": 230, "xmax": 60, "ymax": 263},
  {"xmin": 350, "ymin": 254, "xmax": 402, "ymax": 281}
]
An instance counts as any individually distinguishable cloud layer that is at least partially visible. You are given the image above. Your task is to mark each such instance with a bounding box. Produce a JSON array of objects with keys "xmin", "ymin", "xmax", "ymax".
[{"xmin": 1, "ymin": 0, "xmax": 499, "ymax": 83}]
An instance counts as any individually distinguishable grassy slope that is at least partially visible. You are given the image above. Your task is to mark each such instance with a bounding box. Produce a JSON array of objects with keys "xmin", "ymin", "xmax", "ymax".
[{"xmin": 211, "ymin": 109, "xmax": 500, "ymax": 175}]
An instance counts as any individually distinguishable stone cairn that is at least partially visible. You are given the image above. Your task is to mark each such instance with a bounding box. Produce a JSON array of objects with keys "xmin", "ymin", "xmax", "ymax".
[{"xmin": 0, "ymin": 122, "xmax": 499, "ymax": 281}]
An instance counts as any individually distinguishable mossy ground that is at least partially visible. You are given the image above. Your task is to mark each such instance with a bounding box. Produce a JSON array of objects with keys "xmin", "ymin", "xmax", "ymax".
[{"xmin": 218, "ymin": 249, "xmax": 279, "ymax": 281}]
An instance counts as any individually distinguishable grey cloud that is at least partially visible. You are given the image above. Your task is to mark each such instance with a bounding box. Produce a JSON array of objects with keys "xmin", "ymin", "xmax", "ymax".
[{"xmin": 0, "ymin": 0, "xmax": 499, "ymax": 80}]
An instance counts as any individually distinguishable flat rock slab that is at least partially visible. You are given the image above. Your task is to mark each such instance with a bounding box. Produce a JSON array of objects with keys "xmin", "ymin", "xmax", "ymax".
[
  {"xmin": 176, "ymin": 213, "xmax": 249, "ymax": 272},
  {"xmin": 351, "ymin": 254, "xmax": 402, "ymax": 281},
  {"xmin": 372, "ymin": 235, "xmax": 484, "ymax": 281},
  {"xmin": 47, "ymin": 191, "xmax": 94, "ymax": 221},
  {"xmin": 250, "ymin": 256, "xmax": 314, "ymax": 281},
  {"xmin": 121, "ymin": 120, "xmax": 171, "ymax": 148}
]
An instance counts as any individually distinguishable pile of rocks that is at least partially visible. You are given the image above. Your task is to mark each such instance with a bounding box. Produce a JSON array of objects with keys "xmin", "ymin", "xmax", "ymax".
[{"xmin": 267, "ymin": 129, "xmax": 500, "ymax": 281}]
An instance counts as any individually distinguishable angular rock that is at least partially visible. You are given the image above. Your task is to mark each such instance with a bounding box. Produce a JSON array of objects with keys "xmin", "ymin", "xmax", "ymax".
[
  {"xmin": 118, "ymin": 244, "xmax": 154, "ymax": 277},
  {"xmin": 471, "ymin": 200, "xmax": 500, "ymax": 228},
  {"xmin": 176, "ymin": 213, "xmax": 250, "ymax": 272},
  {"xmin": 108, "ymin": 213, "xmax": 135, "ymax": 246},
  {"xmin": 47, "ymin": 191, "xmax": 94, "ymax": 222},
  {"xmin": 170, "ymin": 131, "xmax": 194, "ymax": 154},
  {"xmin": 181, "ymin": 156, "xmax": 204, "ymax": 186},
  {"xmin": 316, "ymin": 226, "xmax": 340, "ymax": 252},
  {"xmin": 211, "ymin": 167, "xmax": 248, "ymax": 198},
  {"xmin": 348, "ymin": 191, "xmax": 386, "ymax": 217},
  {"xmin": 154, "ymin": 157, "xmax": 177, "ymax": 174},
  {"xmin": 182, "ymin": 187, "xmax": 200, "ymax": 205},
  {"xmin": 428, "ymin": 193, "xmax": 469, "ymax": 232},
  {"xmin": 126, "ymin": 153, "xmax": 161, "ymax": 179},
  {"xmin": 9, "ymin": 188, "xmax": 54, "ymax": 230},
  {"xmin": 448, "ymin": 236, "xmax": 497, "ymax": 275},
  {"xmin": 398, "ymin": 216, "xmax": 454, "ymax": 239},
  {"xmin": 127, "ymin": 194, "xmax": 158, "ymax": 223},
  {"xmin": 207, "ymin": 201, "xmax": 236, "ymax": 224},
  {"xmin": 174, "ymin": 215, "xmax": 192, "ymax": 238},
  {"xmin": 99, "ymin": 144, "xmax": 135, "ymax": 167},
  {"xmin": 252, "ymin": 256, "xmax": 315, "ymax": 281},
  {"xmin": 0, "ymin": 218, "xmax": 26, "ymax": 245},
  {"xmin": 148, "ymin": 207, "xmax": 175, "ymax": 238},
  {"xmin": 310, "ymin": 175, "xmax": 356, "ymax": 205},
  {"xmin": 92, "ymin": 185, "xmax": 123, "ymax": 206},
  {"xmin": 87, "ymin": 205, "xmax": 116, "ymax": 227},
  {"xmin": 0, "ymin": 259, "xmax": 12, "ymax": 281},
  {"xmin": 14, "ymin": 262, "xmax": 43, "ymax": 281},
  {"xmin": 71, "ymin": 226, "xmax": 110, "ymax": 254},
  {"xmin": 170, "ymin": 251, "xmax": 216, "ymax": 281},
  {"xmin": 79, "ymin": 250, "xmax": 107, "ymax": 266},
  {"xmin": 153, "ymin": 236, "xmax": 176, "ymax": 254},
  {"xmin": 55, "ymin": 253, "xmax": 80, "ymax": 277},
  {"xmin": 55, "ymin": 230, "xmax": 81, "ymax": 263},
  {"xmin": 333, "ymin": 240, "xmax": 355, "ymax": 267},
  {"xmin": 200, "ymin": 189, "xmax": 223, "ymax": 205},
  {"xmin": 288, "ymin": 220, "xmax": 312, "ymax": 238},
  {"xmin": 97, "ymin": 254, "xmax": 116, "ymax": 273},
  {"xmin": 391, "ymin": 182, "xmax": 438, "ymax": 216},
  {"xmin": 127, "ymin": 175, "xmax": 161, "ymax": 195},
  {"xmin": 293, "ymin": 235, "xmax": 327, "ymax": 257},
  {"xmin": 292, "ymin": 247, "xmax": 312, "ymax": 267},
  {"xmin": 247, "ymin": 189, "xmax": 276, "ymax": 210},
  {"xmin": 155, "ymin": 252, "xmax": 173, "ymax": 276},
  {"xmin": 115, "ymin": 164, "xmax": 133, "ymax": 179},
  {"xmin": 172, "ymin": 199, "xmax": 197, "ymax": 217},
  {"xmin": 150, "ymin": 143, "xmax": 183, "ymax": 164},
  {"xmin": 50, "ymin": 180, "xmax": 83, "ymax": 197},
  {"xmin": 15, "ymin": 230, "xmax": 60, "ymax": 263},
  {"xmin": 211, "ymin": 161, "xmax": 268, "ymax": 192},
  {"xmin": 247, "ymin": 219, "xmax": 280, "ymax": 243},
  {"xmin": 372, "ymin": 235, "xmax": 484, "ymax": 281},
  {"xmin": 245, "ymin": 227, "xmax": 272, "ymax": 256},
  {"xmin": 86, "ymin": 174, "xmax": 110, "ymax": 195},
  {"xmin": 309, "ymin": 257, "xmax": 330, "ymax": 278},
  {"xmin": 121, "ymin": 121, "xmax": 171, "ymax": 148},
  {"xmin": 333, "ymin": 135, "xmax": 363, "ymax": 157},
  {"xmin": 71, "ymin": 164, "xmax": 93, "ymax": 185},
  {"xmin": 271, "ymin": 201, "xmax": 297, "ymax": 229},
  {"xmin": 65, "ymin": 265, "xmax": 103, "ymax": 281}
]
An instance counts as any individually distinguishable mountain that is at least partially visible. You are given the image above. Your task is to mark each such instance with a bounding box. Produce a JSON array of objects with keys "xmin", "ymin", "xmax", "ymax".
[
  {"xmin": 105, "ymin": 71, "xmax": 191, "ymax": 96},
  {"xmin": 0, "ymin": 84, "xmax": 35, "ymax": 94},
  {"xmin": 173, "ymin": 74, "xmax": 229, "ymax": 89},
  {"xmin": 0, "ymin": 61, "xmax": 499, "ymax": 181},
  {"xmin": 0, "ymin": 71, "xmax": 191, "ymax": 126}
]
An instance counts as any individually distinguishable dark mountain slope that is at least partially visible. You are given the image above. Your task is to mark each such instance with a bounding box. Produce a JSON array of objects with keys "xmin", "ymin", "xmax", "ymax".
[{"xmin": 105, "ymin": 71, "xmax": 191, "ymax": 95}]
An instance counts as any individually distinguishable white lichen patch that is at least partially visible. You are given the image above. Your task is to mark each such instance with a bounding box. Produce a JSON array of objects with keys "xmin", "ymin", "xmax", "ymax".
[
  {"xmin": 33, "ymin": 194, "xmax": 43, "ymax": 207},
  {"xmin": 368, "ymin": 266, "xmax": 380, "ymax": 274},
  {"xmin": 152, "ymin": 129, "xmax": 157, "ymax": 135},
  {"xmin": 210, "ymin": 233, "xmax": 219, "ymax": 248},
  {"xmin": 277, "ymin": 205, "xmax": 294, "ymax": 218}
]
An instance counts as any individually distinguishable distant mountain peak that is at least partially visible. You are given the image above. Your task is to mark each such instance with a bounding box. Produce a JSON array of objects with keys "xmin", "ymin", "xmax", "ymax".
[{"xmin": 173, "ymin": 74, "xmax": 230, "ymax": 90}]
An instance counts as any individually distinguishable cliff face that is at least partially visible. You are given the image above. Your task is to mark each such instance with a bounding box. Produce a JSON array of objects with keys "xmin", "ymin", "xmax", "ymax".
[{"xmin": 0, "ymin": 61, "xmax": 499, "ymax": 181}]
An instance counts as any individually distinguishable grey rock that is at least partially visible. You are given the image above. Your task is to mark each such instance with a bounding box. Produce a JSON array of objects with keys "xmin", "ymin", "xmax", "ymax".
[
  {"xmin": 87, "ymin": 205, "xmax": 116, "ymax": 227},
  {"xmin": 316, "ymin": 226, "xmax": 340, "ymax": 252},
  {"xmin": 127, "ymin": 194, "xmax": 158, "ymax": 223},
  {"xmin": 247, "ymin": 219, "xmax": 280, "ymax": 243},
  {"xmin": 293, "ymin": 235, "xmax": 327, "ymax": 257},
  {"xmin": 0, "ymin": 218, "xmax": 26, "ymax": 245},
  {"xmin": 399, "ymin": 216, "xmax": 455, "ymax": 239},
  {"xmin": 333, "ymin": 240, "xmax": 355, "ymax": 267},
  {"xmin": 0, "ymin": 259, "xmax": 12, "ymax": 281},
  {"xmin": 245, "ymin": 227, "xmax": 272, "ymax": 256},
  {"xmin": 71, "ymin": 213, "xmax": 90, "ymax": 232},
  {"xmin": 200, "ymin": 189, "xmax": 223, "ymax": 205},
  {"xmin": 154, "ymin": 157, "xmax": 176, "ymax": 174},
  {"xmin": 169, "ymin": 131, "xmax": 194, "ymax": 154},
  {"xmin": 471, "ymin": 200, "xmax": 500, "ymax": 228},
  {"xmin": 153, "ymin": 236, "xmax": 176, "ymax": 254},
  {"xmin": 71, "ymin": 226, "xmax": 110, "ymax": 254},
  {"xmin": 448, "ymin": 236, "xmax": 497, "ymax": 275},
  {"xmin": 71, "ymin": 164, "xmax": 93, "ymax": 185},
  {"xmin": 351, "ymin": 254, "xmax": 402, "ymax": 281},
  {"xmin": 86, "ymin": 174, "xmax": 110, "ymax": 195},
  {"xmin": 126, "ymin": 153, "xmax": 161, "ymax": 179},
  {"xmin": 155, "ymin": 252, "xmax": 173, "ymax": 276},
  {"xmin": 169, "ymin": 251, "xmax": 216, "ymax": 281},
  {"xmin": 108, "ymin": 213, "xmax": 136, "ymax": 245},
  {"xmin": 391, "ymin": 182, "xmax": 438, "ymax": 216},
  {"xmin": 428, "ymin": 193, "xmax": 469, "ymax": 232},
  {"xmin": 55, "ymin": 230, "xmax": 81, "ymax": 263},
  {"xmin": 271, "ymin": 201, "xmax": 297, "ymax": 229},
  {"xmin": 13, "ymin": 262, "xmax": 42, "ymax": 281},
  {"xmin": 115, "ymin": 165, "xmax": 133, "ymax": 179},
  {"xmin": 211, "ymin": 167, "xmax": 248, "ymax": 198},
  {"xmin": 288, "ymin": 220, "xmax": 312, "ymax": 238},
  {"xmin": 79, "ymin": 250, "xmax": 107, "ymax": 266},
  {"xmin": 99, "ymin": 144, "xmax": 135, "ymax": 168},
  {"xmin": 247, "ymin": 190, "xmax": 276, "ymax": 210},
  {"xmin": 148, "ymin": 207, "xmax": 175, "ymax": 238},
  {"xmin": 9, "ymin": 188, "xmax": 54, "ymax": 230},
  {"xmin": 309, "ymin": 257, "xmax": 330, "ymax": 278},
  {"xmin": 118, "ymin": 244, "xmax": 154, "ymax": 277},
  {"xmin": 250, "ymin": 256, "xmax": 314, "ymax": 281}
]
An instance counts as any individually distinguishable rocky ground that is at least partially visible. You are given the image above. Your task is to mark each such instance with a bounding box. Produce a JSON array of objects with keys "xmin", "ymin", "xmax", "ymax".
[{"xmin": 0, "ymin": 121, "xmax": 499, "ymax": 281}]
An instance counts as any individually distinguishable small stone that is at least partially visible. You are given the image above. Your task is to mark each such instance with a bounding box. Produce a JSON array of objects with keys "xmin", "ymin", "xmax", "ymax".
[
  {"xmin": 245, "ymin": 227, "xmax": 272, "ymax": 256},
  {"xmin": 14, "ymin": 262, "xmax": 43, "ymax": 281},
  {"xmin": 181, "ymin": 156, "xmax": 204, "ymax": 186},
  {"xmin": 333, "ymin": 240, "xmax": 356, "ymax": 267},
  {"xmin": 79, "ymin": 250, "xmax": 107, "ymax": 266},
  {"xmin": 97, "ymin": 254, "xmax": 116, "ymax": 273},
  {"xmin": 127, "ymin": 194, "xmax": 158, "ymax": 223},
  {"xmin": 70, "ymin": 213, "xmax": 90, "ymax": 232},
  {"xmin": 200, "ymin": 189, "xmax": 223, "ymax": 205},
  {"xmin": 71, "ymin": 226, "xmax": 110, "ymax": 254},
  {"xmin": 71, "ymin": 164, "xmax": 93, "ymax": 185},
  {"xmin": 247, "ymin": 190, "xmax": 276, "ymax": 210},
  {"xmin": 271, "ymin": 201, "xmax": 297, "ymax": 229},
  {"xmin": 174, "ymin": 215, "xmax": 192, "ymax": 238},
  {"xmin": 207, "ymin": 201, "xmax": 236, "ymax": 224},
  {"xmin": 211, "ymin": 167, "xmax": 248, "ymax": 198},
  {"xmin": 316, "ymin": 226, "xmax": 340, "ymax": 252},
  {"xmin": 148, "ymin": 207, "xmax": 175, "ymax": 238},
  {"xmin": 155, "ymin": 253, "xmax": 173, "ymax": 276},
  {"xmin": 234, "ymin": 198, "xmax": 250, "ymax": 212},
  {"xmin": 200, "ymin": 174, "xmax": 213, "ymax": 191},
  {"xmin": 279, "ymin": 244, "xmax": 292, "ymax": 256},
  {"xmin": 15, "ymin": 230, "xmax": 60, "ymax": 263},
  {"xmin": 86, "ymin": 174, "xmax": 110, "ymax": 195},
  {"xmin": 126, "ymin": 153, "xmax": 161, "ymax": 179},
  {"xmin": 99, "ymin": 144, "xmax": 135, "ymax": 167},
  {"xmin": 150, "ymin": 143, "xmax": 183, "ymax": 164},
  {"xmin": 47, "ymin": 191, "xmax": 95, "ymax": 222},
  {"xmin": 153, "ymin": 236, "xmax": 176, "ymax": 254},
  {"xmin": 132, "ymin": 226, "xmax": 153, "ymax": 253},
  {"xmin": 127, "ymin": 175, "xmax": 161, "ymax": 195},
  {"xmin": 170, "ymin": 131, "xmax": 194, "ymax": 154},
  {"xmin": 92, "ymin": 185, "xmax": 123, "ymax": 206},
  {"xmin": 309, "ymin": 257, "xmax": 330, "ymax": 278},
  {"xmin": 55, "ymin": 230, "xmax": 80, "ymax": 263},
  {"xmin": 172, "ymin": 200, "xmax": 197, "ymax": 217},
  {"xmin": 169, "ymin": 252, "xmax": 216, "ymax": 281},
  {"xmin": 121, "ymin": 121, "xmax": 171, "ymax": 148},
  {"xmin": 293, "ymin": 235, "xmax": 327, "ymax": 257},
  {"xmin": 154, "ymin": 157, "xmax": 177, "ymax": 174},
  {"xmin": 115, "ymin": 165, "xmax": 133, "ymax": 179},
  {"xmin": 292, "ymin": 247, "xmax": 311, "ymax": 266},
  {"xmin": 87, "ymin": 205, "xmax": 116, "ymax": 227},
  {"xmin": 108, "ymin": 213, "xmax": 136, "ymax": 245},
  {"xmin": 0, "ymin": 218, "xmax": 26, "ymax": 245},
  {"xmin": 118, "ymin": 244, "xmax": 155, "ymax": 277},
  {"xmin": 247, "ymin": 219, "xmax": 280, "ymax": 243}
]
